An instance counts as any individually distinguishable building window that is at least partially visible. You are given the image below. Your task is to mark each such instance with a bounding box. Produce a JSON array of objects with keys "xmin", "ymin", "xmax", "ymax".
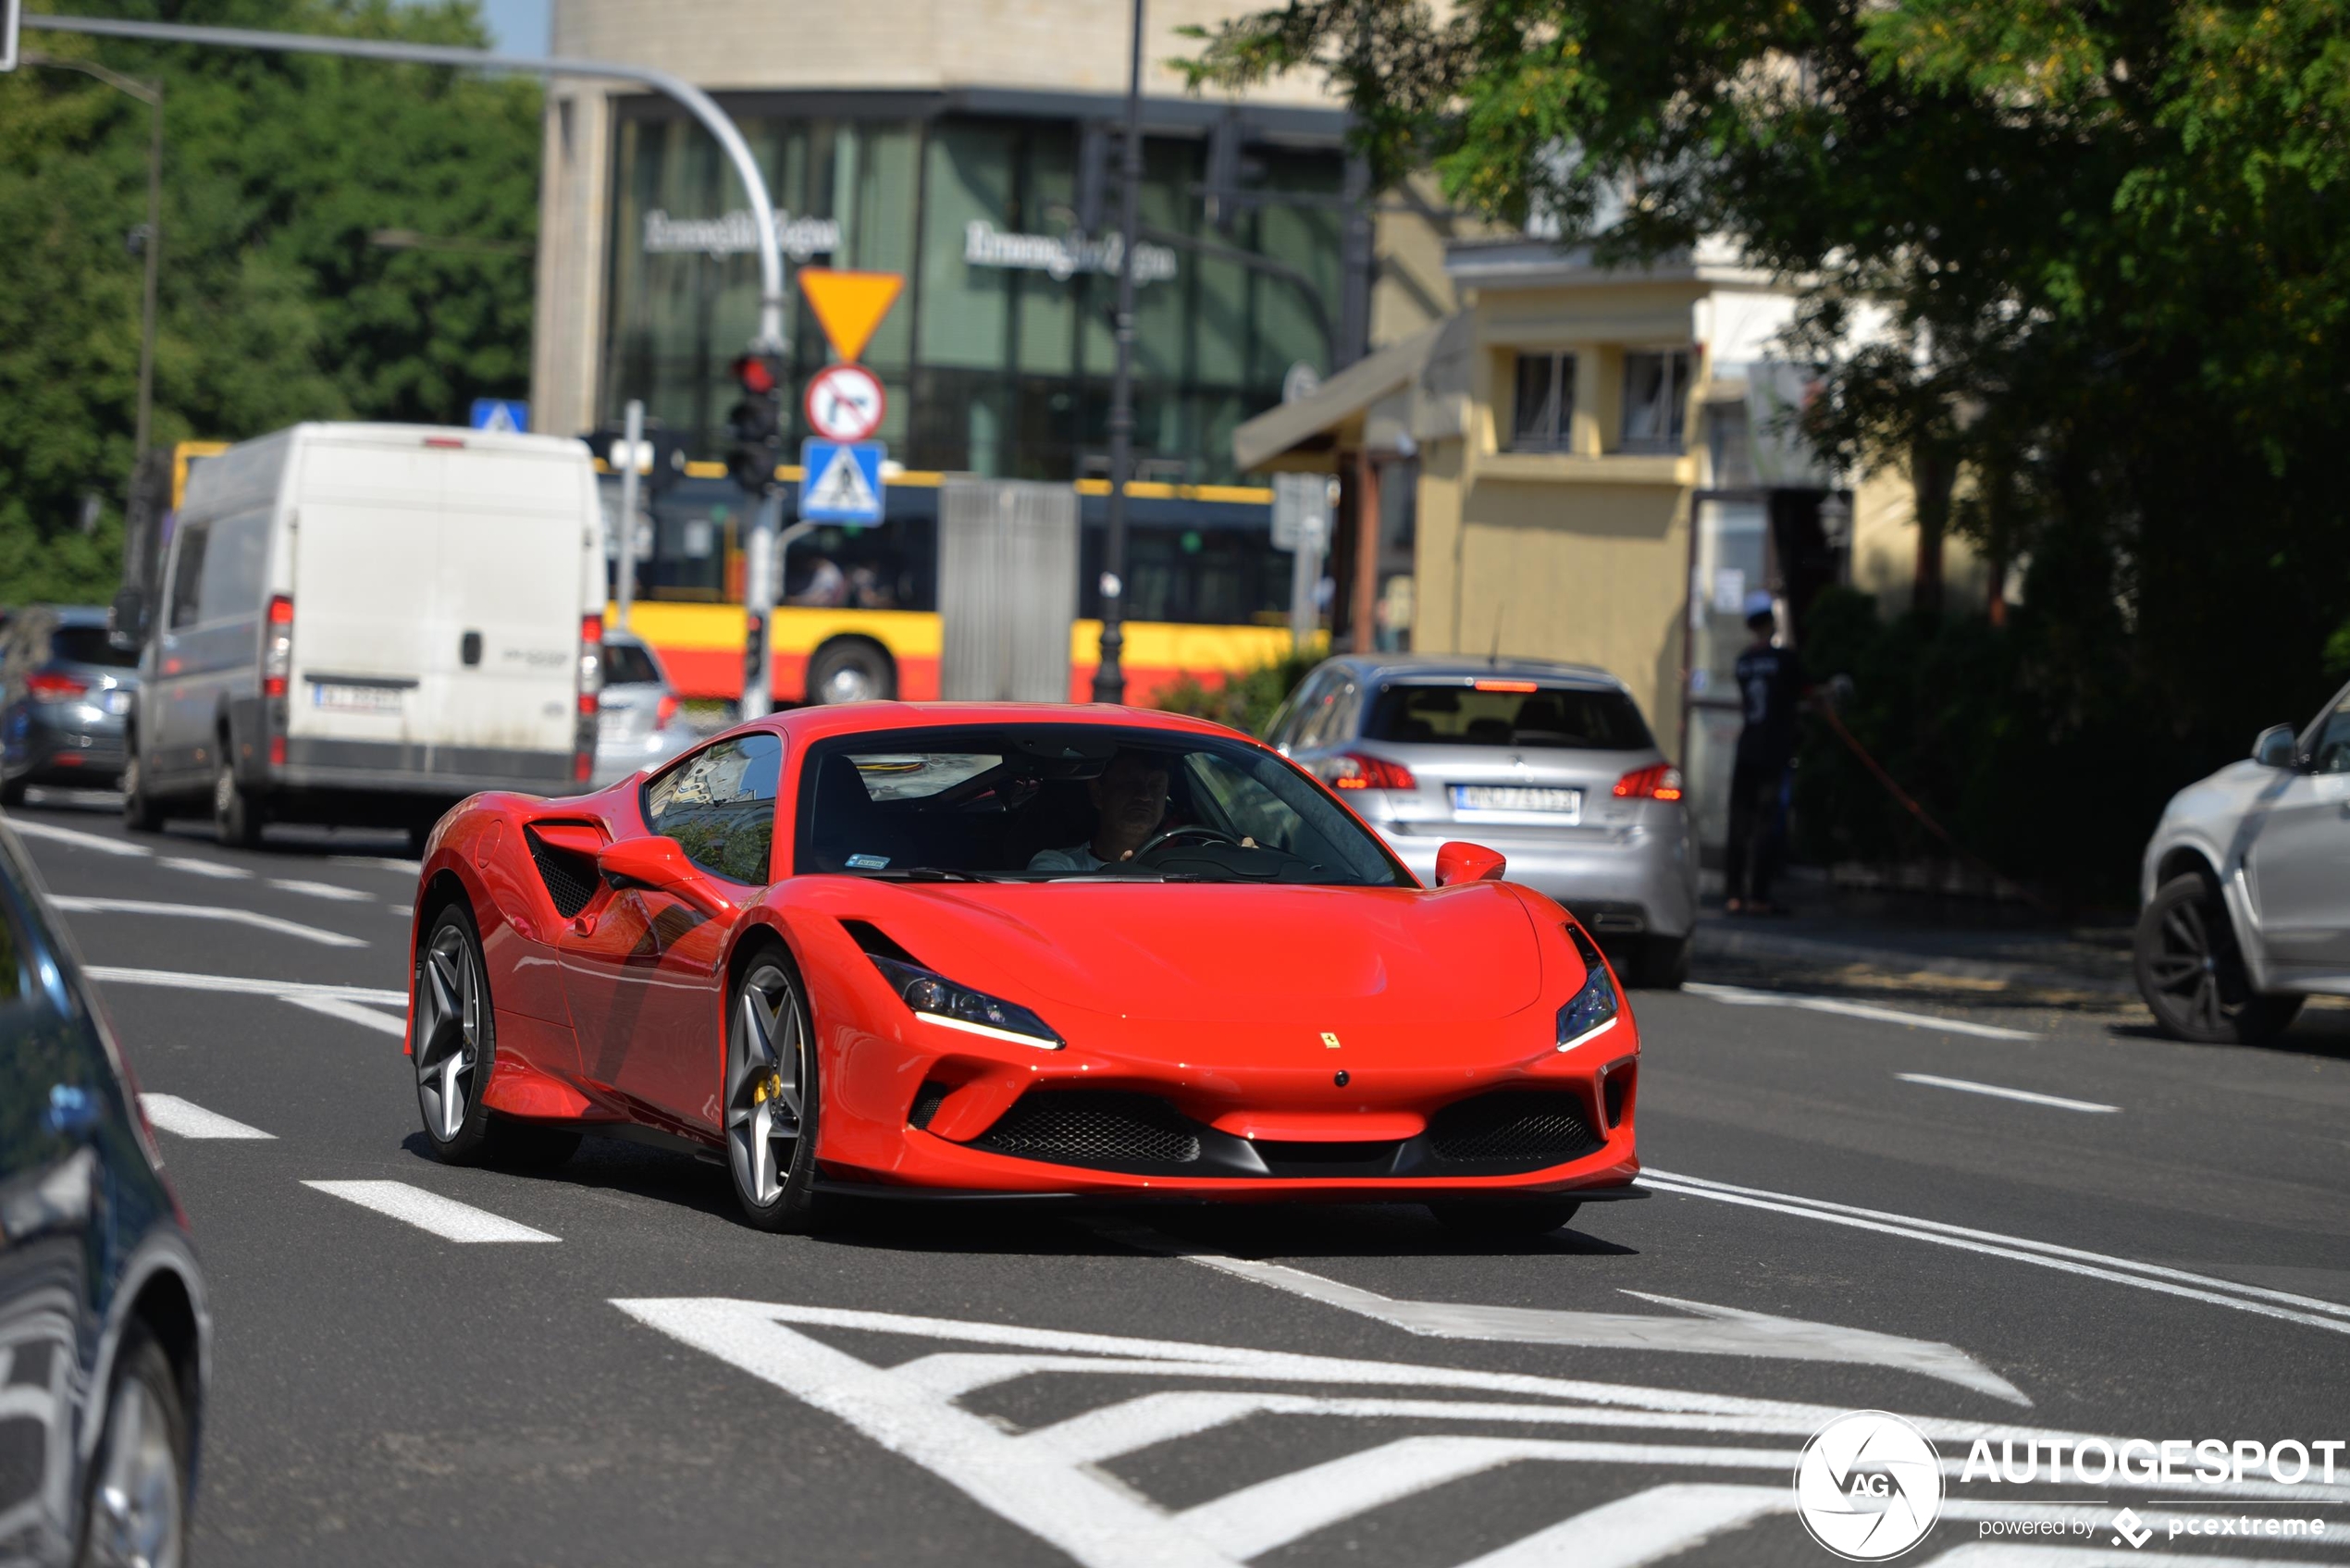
[
  {"xmin": 1621, "ymin": 350, "xmax": 1693, "ymax": 453},
  {"xmin": 1511, "ymin": 352, "xmax": 1576, "ymax": 451}
]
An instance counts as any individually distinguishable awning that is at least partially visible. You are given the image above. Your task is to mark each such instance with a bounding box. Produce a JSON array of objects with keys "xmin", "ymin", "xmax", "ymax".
[{"xmin": 1232, "ymin": 315, "xmax": 1467, "ymax": 472}]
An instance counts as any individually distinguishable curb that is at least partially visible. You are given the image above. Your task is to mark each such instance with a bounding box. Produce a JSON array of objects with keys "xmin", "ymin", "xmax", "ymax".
[{"xmin": 1691, "ymin": 922, "xmax": 2140, "ymax": 998}]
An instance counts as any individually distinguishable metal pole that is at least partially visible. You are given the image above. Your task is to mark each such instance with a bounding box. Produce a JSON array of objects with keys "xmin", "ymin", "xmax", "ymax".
[
  {"xmin": 24, "ymin": 14, "xmax": 790, "ymax": 352},
  {"xmin": 614, "ymin": 399, "xmax": 643, "ymax": 631},
  {"xmin": 1089, "ymin": 0, "xmax": 1144, "ymax": 706},
  {"xmin": 740, "ymin": 494, "xmax": 791, "ymax": 719}
]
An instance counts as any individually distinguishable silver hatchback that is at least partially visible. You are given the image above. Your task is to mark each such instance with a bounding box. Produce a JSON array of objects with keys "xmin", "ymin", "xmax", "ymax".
[
  {"xmin": 1267, "ymin": 655, "xmax": 1698, "ymax": 986},
  {"xmin": 592, "ymin": 630, "xmax": 698, "ymax": 787}
]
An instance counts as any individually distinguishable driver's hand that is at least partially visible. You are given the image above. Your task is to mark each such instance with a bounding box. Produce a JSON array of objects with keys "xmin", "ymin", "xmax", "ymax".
[
  {"xmin": 1119, "ymin": 849, "xmax": 1135, "ymax": 861},
  {"xmin": 1241, "ymin": 836, "xmax": 1257, "ymax": 848}
]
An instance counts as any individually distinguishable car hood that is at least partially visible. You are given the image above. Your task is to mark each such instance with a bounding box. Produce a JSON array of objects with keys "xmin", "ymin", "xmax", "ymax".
[{"xmin": 847, "ymin": 881, "xmax": 1547, "ymax": 1026}]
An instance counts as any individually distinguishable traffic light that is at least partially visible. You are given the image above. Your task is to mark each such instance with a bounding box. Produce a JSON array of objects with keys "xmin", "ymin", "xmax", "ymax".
[{"xmin": 725, "ymin": 351, "xmax": 785, "ymax": 496}]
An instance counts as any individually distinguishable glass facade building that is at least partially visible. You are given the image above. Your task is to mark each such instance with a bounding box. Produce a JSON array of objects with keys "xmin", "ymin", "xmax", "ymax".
[{"xmin": 601, "ymin": 93, "xmax": 1360, "ymax": 485}]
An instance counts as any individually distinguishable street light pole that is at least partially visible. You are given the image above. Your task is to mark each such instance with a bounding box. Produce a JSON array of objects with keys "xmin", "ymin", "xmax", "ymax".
[{"xmin": 1089, "ymin": 0, "xmax": 1144, "ymax": 706}]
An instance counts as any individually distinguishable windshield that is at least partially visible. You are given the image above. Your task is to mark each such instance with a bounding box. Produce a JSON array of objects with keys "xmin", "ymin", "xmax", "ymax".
[
  {"xmin": 49, "ymin": 626, "xmax": 138, "ymax": 670},
  {"xmin": 601, "ymin": 642, "xmax": 661, "ymax": 687},
  {"xmin": 1364, "ymin": 681, "xmax": 1651, "ymax": 750},
  {"xmin": 794, "ymin": 724, "xmax": 1413, "ymax": 885}
]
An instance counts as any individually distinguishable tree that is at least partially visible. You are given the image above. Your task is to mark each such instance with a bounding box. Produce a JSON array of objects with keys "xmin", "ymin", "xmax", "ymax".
[
  {"xmin": 0, "ymin": 0, "xmax": 539, "ymax": 605},
  {"xmin": 1186, "ymin": 0, "xmax": 2350, "ymax": 898}
]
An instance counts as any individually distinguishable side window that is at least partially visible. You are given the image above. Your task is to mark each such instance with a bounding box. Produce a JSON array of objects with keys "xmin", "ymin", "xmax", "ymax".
[
  {"xmin": 194, "ymin": 510, "xmax": 269, "ymax": 625},
  {"xmin": 644, "ymin": 734, "xmax": 783, "ymax": 884},
  {"xmin": 2309, "ymin": 695, "xmax": 2350, "ymax": 775},
  {"xmin": 1298, "ymin": 680, "xmax": 1360, "ymax": 750},
  {"xmin": 1266, "ymin": 670, "xmax": 1327, "ymax": 748},
  {"xmin": 167, "ymin": 523, "xmax": 210, "ymax": 630}
]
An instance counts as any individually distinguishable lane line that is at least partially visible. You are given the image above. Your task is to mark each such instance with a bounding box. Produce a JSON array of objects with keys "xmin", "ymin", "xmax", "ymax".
[
  {"xmin": 86, "ymin": 965, "xmax": 406, "ymax": 1006},
  {"xmin": 287, "ymin": 994, "xmax": 408, "ymax": 1036},
  {"xmin": 269, "ymin": 877, "xmax": 372, "ymax": 902},
  {"xmin": 139, "ymin": 1093, "xmax": 275, "ymax": 1140},
  {"xmin": 1896, "ymin": 1072, "xmax": 2120, "ymax": 1114},
  {"xmin": 331, "ymin": 855, "xmax": 420, "ymax": 872},
  {"xmin": 1683, "ymin": 981, "xmax": 2038, "ymax": 1040},
  {"xmin": 50, "ymin": 895, "xmax": 367, "ymax": 948},
  {"xmin": 1459, "ymin": 1484, "xmax": 1787, "ymax": 1568},
  {"xmin": 303, "ymin": 1180, "xmax": 557, "ymax": 1242},
  {"xmin": 158, "ymin": 856, "xmax": 251, "ymax": 880},
  {"xmin": 6, "ymin": 818, "xmax": 151, "ymax": 857},
  {"xmin": 1641, "ymin": 1171, "xmax": 2350, "ymax": 1335}
]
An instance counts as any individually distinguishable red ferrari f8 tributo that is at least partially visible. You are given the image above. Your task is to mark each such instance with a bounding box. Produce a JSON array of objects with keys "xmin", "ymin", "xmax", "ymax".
[{"xmin": 403, "ymin": 703, "xmax": 1642, "ymax": 1234}]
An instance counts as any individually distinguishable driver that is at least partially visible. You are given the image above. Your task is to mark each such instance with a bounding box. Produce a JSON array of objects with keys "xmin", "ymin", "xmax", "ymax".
[{"xmin": 1027, "ymin": 748, "xmax": 1171, "ymax": 872}]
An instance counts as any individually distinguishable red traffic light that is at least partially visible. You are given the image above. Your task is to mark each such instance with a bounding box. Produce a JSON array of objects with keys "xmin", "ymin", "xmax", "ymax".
[{"xmin": 731, "ymin": 353, "xmax": 779, "ymax": 396}]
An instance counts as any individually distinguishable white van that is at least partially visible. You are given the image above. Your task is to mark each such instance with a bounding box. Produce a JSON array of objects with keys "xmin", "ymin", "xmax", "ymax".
[{"xmin": 122, "ymin": 424, "xmax": 606, "ymax": 848}]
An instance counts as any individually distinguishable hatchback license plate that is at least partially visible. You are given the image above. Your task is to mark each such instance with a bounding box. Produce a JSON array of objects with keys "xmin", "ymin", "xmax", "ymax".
[
  {"xmin": 1453, "ymin": 784, "xmax": 1581, "ymax": 821},
  {"xmin": 312, "ymin": 682, "xmax": 403, "ymax": 714}
]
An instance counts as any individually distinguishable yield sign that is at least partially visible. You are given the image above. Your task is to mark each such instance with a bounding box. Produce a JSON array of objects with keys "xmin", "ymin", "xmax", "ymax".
[{"xmin": 798, "ymin": 268, "xmax": 903, "ymax": 363}]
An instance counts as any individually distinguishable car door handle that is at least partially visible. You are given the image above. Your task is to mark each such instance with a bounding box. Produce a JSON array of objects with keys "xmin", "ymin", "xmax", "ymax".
[{"xmin": 43, "ymin": 1083, "xmax": 100, "ymax": 1138}]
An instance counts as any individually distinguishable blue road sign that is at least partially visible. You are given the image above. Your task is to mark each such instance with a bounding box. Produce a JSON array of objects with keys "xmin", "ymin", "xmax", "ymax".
[
  {"xmin": 469, "ymin": 398, "xmax": 529, "ymax": 434},
  {"xmin": 798, "ymin": 439, "xmax": 886, "ymax": 525}
]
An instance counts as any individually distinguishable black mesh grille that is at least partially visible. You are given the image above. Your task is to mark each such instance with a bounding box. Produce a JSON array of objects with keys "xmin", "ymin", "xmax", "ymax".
[
  {"xmin": 972, "ymin": 1093, "xmax": 1202, "ymax": 1167},
  {"xmin": 526, "ymin": 830, "xmax": 599, "ymax": 919},
  {"xmin": 1427, "ymin": 1092, "xmax": 1602, "ymax": 1165},
  {"xmin": 909, "ymin": 1081, "xmax": 952, "ymax": 1130}
]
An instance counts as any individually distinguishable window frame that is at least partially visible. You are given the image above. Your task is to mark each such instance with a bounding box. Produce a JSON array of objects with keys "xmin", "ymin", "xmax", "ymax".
[
  {"xmin": 1620, "ymin": 348, "xmax": 1695, "ymax": 455},
  {"xmin": 1509, "ymin": 351, "xmax": 1577, "ymax": 452},
  {"xmin": 165, "ymin": 522, "xmax": 211, "ymax": 632}
]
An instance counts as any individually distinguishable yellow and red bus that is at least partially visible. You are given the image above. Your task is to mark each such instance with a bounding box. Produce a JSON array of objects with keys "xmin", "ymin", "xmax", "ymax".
[{"xmin": 603, "ymin": 462, "xmax": 1300, "ymax": 707}]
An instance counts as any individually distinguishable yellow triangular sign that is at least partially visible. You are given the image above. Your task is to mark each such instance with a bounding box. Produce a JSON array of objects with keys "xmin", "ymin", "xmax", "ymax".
[{"xmin": 798, "ymin": 268, "xmax": 904, "ymax": 364}]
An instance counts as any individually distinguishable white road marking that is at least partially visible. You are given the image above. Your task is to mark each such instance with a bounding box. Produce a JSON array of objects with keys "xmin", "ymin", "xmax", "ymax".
[
  {"xmin": 49, "ymin": 895, "xmax": 366, "ymax": 948},
  {"xmin": 1684, "ymin": 981, "xmax": 2038, "ymax": 1040},
  {"xmin": 287, "ymin": 994, "xmax": 407, "ymax": 1036},
  {"xmin": 139, "ymin": 1093, "xmax": 274, "ymax": 1141},
  {"xmin": 85, "ymin": 966, "xmax": 406, "ymax": 1006},
  {"xmin": 5, "ymin": 818, "xmax": 150, "ymax": 857},
  {"xmin": 268, "ymin": 877, "xmax": 372, "ymax": 902},
  {"xmin": 1642, "ymin": 1168, "xmax": 2350, "ymax": 1333},
  {"xmin": 303, "ymin": 1180, "xmax": 556, "ymax": 1242},
  {"xmin": 1897, "ymin": 1072, "xmax": 2120, "ymax": 1114},
  {"xmin": 158, "ymin": 856, "xmax": 251, "ymax": 879},
  {"xmin": 331, "ymin": 855, "xmax": 420, "ymax": 872},
  {"xmin": 1106, "ymin": 1225, "xmax": 2023, "ymax": 1401},
  {"xmin": 613, "ymin": 1300, "xmax": 2350, "ymax": 1568},
  {"xmin": 390, "ymin": 904, "xmax": 413, "ymax": 917}
]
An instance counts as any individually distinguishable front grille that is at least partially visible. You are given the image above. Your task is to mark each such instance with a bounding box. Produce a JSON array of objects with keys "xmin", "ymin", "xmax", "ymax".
[
  {"xmin": 972, "ymin": 1093, "xmax": 1201, "ymax": 1167},
  {"xmin": 1427, "ymin": 1092, "xmax": 1602, "ymax": 1166},
  {"xmin": 526, "ymin": 829, "xmax": 599, "ymax": 918},
  {"xmin": 909, "ymin": 1080, "xmax": 952, "ymax": 1130}
]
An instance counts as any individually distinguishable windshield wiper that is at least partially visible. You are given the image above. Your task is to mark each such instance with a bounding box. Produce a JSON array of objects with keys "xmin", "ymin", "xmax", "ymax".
[{"xmin": 859, "ymin": 867, "xmax": 996, "ymax": 882}]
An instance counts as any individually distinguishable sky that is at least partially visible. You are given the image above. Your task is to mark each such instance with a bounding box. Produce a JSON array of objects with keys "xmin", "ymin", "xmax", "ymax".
[{"xmin": 476, "ymin": 0, "xmax": 550, "ymax": 55}]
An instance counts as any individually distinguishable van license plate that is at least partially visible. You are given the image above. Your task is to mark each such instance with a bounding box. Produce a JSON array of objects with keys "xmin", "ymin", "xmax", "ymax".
[
  {"xmin": 1453, "ymin": 785, "xmax": 1581, "ymax": 821},
  {"xmin": 312, "ymin": 682, "xmax": 403, "ymax": 714}
]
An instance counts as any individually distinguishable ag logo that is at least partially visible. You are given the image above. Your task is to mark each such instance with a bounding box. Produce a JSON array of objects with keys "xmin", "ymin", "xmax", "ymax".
[{"xmin": 1793, "ymin": 1410, "xmax": 1943, "ymax": 1561}]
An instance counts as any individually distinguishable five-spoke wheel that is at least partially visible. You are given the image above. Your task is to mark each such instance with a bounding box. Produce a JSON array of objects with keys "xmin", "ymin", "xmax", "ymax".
[
  {"xmin": 2134, "ymin": 872, "xmax": 2303, "ymax": 1044},
  {"xmin": 724, "ymin": 951, "xmax": 822, "ymax": 1230}
]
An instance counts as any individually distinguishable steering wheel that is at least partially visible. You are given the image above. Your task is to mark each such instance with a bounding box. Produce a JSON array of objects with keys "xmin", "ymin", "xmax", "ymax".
[{"xmin": 1131, "ymin": 824, "xmax": 1243, "ymax": 861}]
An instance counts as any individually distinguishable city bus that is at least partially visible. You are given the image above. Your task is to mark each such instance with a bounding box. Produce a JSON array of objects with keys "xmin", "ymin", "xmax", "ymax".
[{"xmin": 600, "ymin": 461, "xmax": 1301, "ymax": 708}]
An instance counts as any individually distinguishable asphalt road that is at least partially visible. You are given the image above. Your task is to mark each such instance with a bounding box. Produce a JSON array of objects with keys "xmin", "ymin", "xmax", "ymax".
[{"xmin": 11, "ymin": 788, "xmax": 2350, "ymax": 1568}]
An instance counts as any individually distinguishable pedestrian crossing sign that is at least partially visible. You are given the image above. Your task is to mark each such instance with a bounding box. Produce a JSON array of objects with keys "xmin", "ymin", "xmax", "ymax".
[{"xmin": 798, "ymin": 438, "xmax": 885, "ymax": 525}]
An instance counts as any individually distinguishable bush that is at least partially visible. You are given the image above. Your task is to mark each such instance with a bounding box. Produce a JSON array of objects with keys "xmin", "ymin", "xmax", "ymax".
[{"xmin": 1152, "ymin": 649, "xmax": 1320, "ymax": 738}]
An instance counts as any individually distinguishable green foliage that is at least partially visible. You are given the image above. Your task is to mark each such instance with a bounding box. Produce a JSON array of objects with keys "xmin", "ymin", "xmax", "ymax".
[
  {"xmin": 1186, "ymin": 0, "xmax": 2350, "ymax": 894},
  {"xmin": 0, "ymin": 0, "xmax": 540, "ymax": 606},
  {"xmin": 1153, "ymin": 649, "xmax": 1321, "ymax": 737}
]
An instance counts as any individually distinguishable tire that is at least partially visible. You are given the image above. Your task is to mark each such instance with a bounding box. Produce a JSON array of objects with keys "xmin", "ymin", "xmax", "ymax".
[
  {"xmin": 78, "ymin": 1323, "xmax": 191, "ymax": 1568},
  {"xmin": 413, "ymin": 906, "xmax": 503, "ymax": 1165},
  {"xmin": 1633, "ymin": 932, "xmax": 1690, "ymax": 990},
  {"xmin": 1426, "ymin": 1199, "xmax": 1582, "ymax": 1238},
  {"xmin": 805, "ymin": 638, "xmax": 895, "ymax": 705},
  {"xmin": 212, "ymin": 752, "xmax": 265, "ymax": 849},
  {"xmin": 2134, "ymin": 872, "xmax": 2304, "ymax": 1044},
  {"xmin": 724, "ymin": 945, "xmax": 824, "ymax": 1231},
  {"xmin": 121, "ymin": 749, "xmax": 163, "ymax": 833}
]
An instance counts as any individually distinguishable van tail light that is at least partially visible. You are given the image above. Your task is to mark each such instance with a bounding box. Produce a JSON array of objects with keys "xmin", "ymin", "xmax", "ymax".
[
  {"xmin": 264, "ymin": 594, "xmax": 294, "ymax": 698},
  {"xmin": 26, "ymin": 672, "xmax": 88, "ymax": 702},
  {"xmin": 269, "ymin": 735, "xmax": 286, "ymax": 765},
  {"xmin": 655, "ymin": 694, "xmax": 678, "ymax": 731},
  {"xmin": 1329, "ymin": 752, "xmax": 1416, "ymax": 791},
  {"xmin": 1614, "ymin": 763, "xmax": 1684, "ymax": 802}
]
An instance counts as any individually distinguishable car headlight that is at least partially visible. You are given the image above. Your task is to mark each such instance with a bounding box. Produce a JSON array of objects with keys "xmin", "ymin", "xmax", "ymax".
[
  {"xmin": 1555, "ymin": 923, "xmax": 1620, "ymax": 1051},
  {"xmin": 869, "ymin": 956, "xmax": 1063, "ymax": 1050}
]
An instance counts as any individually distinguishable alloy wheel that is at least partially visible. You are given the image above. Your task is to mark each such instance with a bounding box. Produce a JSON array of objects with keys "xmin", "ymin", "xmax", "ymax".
[
  {"xmin": 415, "ymin": 921, "xmax": 482, "ymax": 1142},
  {"xmin": 2144, "ymin": 889, "xmax": 2241, "ymax": 1036},
  {"xmin": 726, "ymin": 961, "xmax": 805, "ymax": 1207},
  {"xmin": 87, "ymin": 1369, "xmax": 183, "ymax": 1568}
]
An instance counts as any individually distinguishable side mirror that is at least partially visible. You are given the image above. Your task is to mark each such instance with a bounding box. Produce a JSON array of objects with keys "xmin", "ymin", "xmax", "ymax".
[
  {"xmin": 2251, "ymin": 723, "xmax": 2299, "ymax": 770},
  {"xmin": 107, "ymin": 587, "xmax": 148, "ymax": 654},
  {"xmin": 596, "ymin": 836, "xmax": 734, "ymax": 918},
  {"xmin": 1434, "ymin": 841, "xmax": 1508, "ymax": 887}
]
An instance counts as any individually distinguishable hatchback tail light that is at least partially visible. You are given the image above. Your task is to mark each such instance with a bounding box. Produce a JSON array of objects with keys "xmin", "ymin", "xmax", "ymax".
[
  {"xmin": 263, "ymin": 594, "xmax": 294, "ymax": 698},
  {"xmin": 655, "ymin": 693, "xmax": 679, "ymax": 731},
  {"xmin": 1329, "ymin": 752, "xmax": 1416, "ymax": 791},
  {"xmin": 574, "ymin": 613, "xmax": 603, "ymax": 785},
  {"xmin": 26, "ymin": 671, "xmax": 88, "ymax": 702},
  {"xmin": 1613, "ymin": 762, "xmax": 1684, "ymax": 802}
]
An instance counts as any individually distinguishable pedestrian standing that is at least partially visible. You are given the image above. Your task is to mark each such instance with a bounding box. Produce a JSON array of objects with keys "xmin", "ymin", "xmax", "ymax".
[{"xmin": 1725, "ymin": 590, "xmax": 1804, "ymax": 915}]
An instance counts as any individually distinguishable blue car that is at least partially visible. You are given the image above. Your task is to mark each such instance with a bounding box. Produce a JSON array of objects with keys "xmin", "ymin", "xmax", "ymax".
[
  {"xmin": 1, "ymin": 607, "xmax": 141, "ymax": 804},
  {"xmin": 0, "ymin": 820, "xmax": 209, "ymax": 1564}
]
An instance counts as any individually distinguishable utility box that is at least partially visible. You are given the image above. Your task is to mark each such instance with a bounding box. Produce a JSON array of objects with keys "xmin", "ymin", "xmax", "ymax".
[{"xmin": 938, "ymin": 477, "xmax": 1078, "ymax": 702}]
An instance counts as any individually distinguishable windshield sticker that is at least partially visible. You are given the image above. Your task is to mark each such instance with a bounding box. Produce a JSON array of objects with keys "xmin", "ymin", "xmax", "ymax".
[{"xmin": 845, "ymin": 853, "xmax": 892, "ymax": 870}]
